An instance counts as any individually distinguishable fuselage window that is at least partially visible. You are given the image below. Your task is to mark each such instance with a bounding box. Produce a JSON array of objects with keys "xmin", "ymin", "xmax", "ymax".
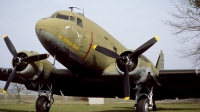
[
  {"xmin": 113, "ymin": 47, "xmax": 117, "ymax": 53},
  {"xmin": 70, "ymin": 16, "xmax": 75, "ymax": 22},
  {"xmin": 104, "ymin": 37, "xmax": 108, "ymax": 40},
  {"xmin": 77, "ymin": 18, "xmax": 83, "ymax": 27},
  {"xmin": 56, "ymin": 14, "xmax": 69, "ymax": 20}
]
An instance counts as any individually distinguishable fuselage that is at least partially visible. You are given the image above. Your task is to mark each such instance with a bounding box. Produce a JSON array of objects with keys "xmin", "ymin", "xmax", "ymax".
[{"xmin": 35, "ymin": 10, "xmax": 127, "ymax": 77}]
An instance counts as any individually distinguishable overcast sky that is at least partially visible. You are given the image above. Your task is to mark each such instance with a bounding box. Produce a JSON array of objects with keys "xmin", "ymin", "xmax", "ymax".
[{"xmin": 0, "ymin": 1, "xmax": 194, "ymax": 88}]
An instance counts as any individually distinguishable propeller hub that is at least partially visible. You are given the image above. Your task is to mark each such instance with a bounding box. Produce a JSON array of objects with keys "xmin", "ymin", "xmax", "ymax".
[
  {"xmin": 117, "ymin": 51, "xmax": 138, "ymax": 73},
  {"xmin": 13, "ymin": 57, "xmax": 22, "ymax": 65},
  {"xmin": 126, "ymin": 57, "xmax": 135, "ymax": 69}
]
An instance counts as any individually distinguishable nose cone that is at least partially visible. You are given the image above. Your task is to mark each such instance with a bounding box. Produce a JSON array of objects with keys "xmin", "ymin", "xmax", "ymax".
[{"xmin": 35, "ymin": 18, "xmax": 58, "ymax": 40}]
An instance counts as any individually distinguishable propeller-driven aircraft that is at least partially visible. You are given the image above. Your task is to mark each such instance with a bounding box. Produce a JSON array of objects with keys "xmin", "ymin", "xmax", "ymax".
[{"xmin": 1, "ymin": 7, "xmax": 200, "ymax": 112}]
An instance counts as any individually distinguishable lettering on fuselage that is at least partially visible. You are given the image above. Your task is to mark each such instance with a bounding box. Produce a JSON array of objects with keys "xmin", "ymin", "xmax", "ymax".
[{"xmin": 57, "ymin": 34, "xmax": 79, "ymax": 50}]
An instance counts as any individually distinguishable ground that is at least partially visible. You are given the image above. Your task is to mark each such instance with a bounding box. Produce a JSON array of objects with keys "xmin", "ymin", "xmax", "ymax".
[{"xmin": 0, "ymin": 103, "xmax": 200, "ymax": 112}]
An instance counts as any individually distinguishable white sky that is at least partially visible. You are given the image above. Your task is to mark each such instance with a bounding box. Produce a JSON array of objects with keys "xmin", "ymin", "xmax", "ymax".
[{"xmin": 0, "ymin": 1, "xmax": 194, "ymax": 88}]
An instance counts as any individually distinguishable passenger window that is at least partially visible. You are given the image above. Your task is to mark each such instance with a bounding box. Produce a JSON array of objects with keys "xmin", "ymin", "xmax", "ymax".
[
  {"xmin": 56, "ymin": 14, "xmax": 69, "ymax": 20},
  {"xmin": 113, "ymin": 47, "xmax": 117, "ymax": 53},
  {"xmin": 70, "ymin": 16, "xmax": 75, "ymax": 22},
  {"xmin": 77, "ymin": 18, "xmax": 83, "ymax": 27}
]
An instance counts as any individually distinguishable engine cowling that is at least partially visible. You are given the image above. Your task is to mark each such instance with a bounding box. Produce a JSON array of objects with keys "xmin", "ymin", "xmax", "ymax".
[
  {"xmin": 13, "ymin": 51, "xmax": 54, "ymax": 82},
  {"xmin": 115, "ymin": 50, "xmax": 158, "ymax": 84}
]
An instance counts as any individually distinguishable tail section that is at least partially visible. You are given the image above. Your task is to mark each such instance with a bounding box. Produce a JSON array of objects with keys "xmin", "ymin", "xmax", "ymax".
[{"xmin": 156, "ymin": 50, "xmax": 164, "ymax": 70}]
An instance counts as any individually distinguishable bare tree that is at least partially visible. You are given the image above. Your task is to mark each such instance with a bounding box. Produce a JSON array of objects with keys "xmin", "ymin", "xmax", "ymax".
[
  {"xmin": 11, "ymin": 83, "xmax": 25, "ymax": 99},
  {"xmin": 189, "ymin": 0, "xmax": 200, "ymax": 8},
  {"xmin": 164, "ymin": 0, "xmax": 200, "ymax": 67}
]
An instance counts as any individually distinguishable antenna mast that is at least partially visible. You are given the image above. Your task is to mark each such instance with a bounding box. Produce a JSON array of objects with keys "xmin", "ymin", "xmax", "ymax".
[
  {"xmin": 83, "ymin": 8, "xmax": 84, "ymax": 16},
  {"xmin": 69, "ymin": 7, "xmax": 81, "ymax": 12}
]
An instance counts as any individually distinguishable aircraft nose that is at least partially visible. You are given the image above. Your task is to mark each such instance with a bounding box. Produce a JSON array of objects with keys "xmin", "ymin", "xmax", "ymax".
[{"xmin": 35, "ymin": 18, "xmax": 58, "ymax": 41}]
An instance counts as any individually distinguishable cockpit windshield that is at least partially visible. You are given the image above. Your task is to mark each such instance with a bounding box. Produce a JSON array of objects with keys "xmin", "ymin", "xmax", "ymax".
[
  {"xmin": 50, "ymin": 12, "xmax": 82, "ymax": 27},
  {"xmin": 50, "ymin": 13, "xmax": 76, "ymax": 22},
  {"xmin": 56, "ymin": 14, "xmax": 69, "ymax": 20}
]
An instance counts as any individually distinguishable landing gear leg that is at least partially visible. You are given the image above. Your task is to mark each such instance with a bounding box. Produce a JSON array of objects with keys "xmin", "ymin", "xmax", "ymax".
[
  {"xmin": 152, "ymin": 100, "xmax": 156, "ymax": 111},
  {"xmin": 36, "ymin": 84, "xmax": 54, "ymax": 112},
  {"xmin": 135, "ymin": 87, "xmax": 154, "ymax": 112}
]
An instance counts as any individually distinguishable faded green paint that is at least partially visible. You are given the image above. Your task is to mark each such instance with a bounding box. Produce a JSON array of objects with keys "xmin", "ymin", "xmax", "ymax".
[{"xmin": 36, "ymin": 10, "xmax": 159, "ymax": 77}]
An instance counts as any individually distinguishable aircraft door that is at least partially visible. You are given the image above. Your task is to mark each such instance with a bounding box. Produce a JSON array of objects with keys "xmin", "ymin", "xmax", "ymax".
[
  {"xmin": 76, "ymin": 17, "xmax": 91, "ymax": 54},
  {"xmin": 80, "ymin": 31, "xmax": 91, "ymax": 54}
]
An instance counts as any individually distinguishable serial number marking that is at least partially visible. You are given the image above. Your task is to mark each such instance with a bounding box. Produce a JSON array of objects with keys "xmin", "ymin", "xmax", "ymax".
[{"xmin": 57, "ymin": 34, "xmax": 79, "ymax": 50}]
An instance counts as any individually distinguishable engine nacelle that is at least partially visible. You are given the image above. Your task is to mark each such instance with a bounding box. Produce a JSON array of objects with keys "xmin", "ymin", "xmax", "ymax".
[
  {"xmin": 13, "ymin": 51, "xmax": 54, "ymax": 82},
  {"xmin": 115, "ymin": 50, "xmax": 157, "ymax": 82}
]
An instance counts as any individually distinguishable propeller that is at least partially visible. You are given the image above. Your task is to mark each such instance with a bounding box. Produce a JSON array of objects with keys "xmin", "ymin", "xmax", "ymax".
[
  {"xmin": 93, "ymin": 45, "xmax": 121, "ymax": 59},
  {"xmin": 93, "ymin": 36, "xmax": 159, "ymax": 100},
  {"xmin": 22, "ymin": 54, "xmax": 49, "ymax": 63},
  {"xmin": 2, "ymin": 35, "xmax": 49, "ymax": 94},
  {"xmin": 129, "ymin": 36, "xmax": 159, "ymax": 59},
  {"xmin": 124, "ymin": 64, "xmax": 130, "ymax": 100}
]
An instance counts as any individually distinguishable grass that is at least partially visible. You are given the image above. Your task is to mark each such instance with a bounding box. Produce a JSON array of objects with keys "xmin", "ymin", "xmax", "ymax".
[{"xmin": 0, "ymin": 103, "xmax": 200, "ymax": 112}]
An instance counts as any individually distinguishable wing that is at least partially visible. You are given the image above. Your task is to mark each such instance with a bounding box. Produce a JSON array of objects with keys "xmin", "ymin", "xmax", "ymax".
[
  {"xmin": 50, "ymin": 65, "xmax": 125, "ymax": 98},
  {"xmin": 0, "ymin": 65, "xmax": 124, "ymax": 98},
  {"xmin": 155, "ymin": 69, "xmax": 200, "ymax": 100},
  {"xmin": 0, "ymin": 68, "xmax": 25, "ymax": 84}
]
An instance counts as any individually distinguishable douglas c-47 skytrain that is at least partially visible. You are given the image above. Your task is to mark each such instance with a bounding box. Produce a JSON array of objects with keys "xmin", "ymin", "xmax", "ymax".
[{"xmin": 1, "ymin": 7, "xmax": 200, "ymax": 112}]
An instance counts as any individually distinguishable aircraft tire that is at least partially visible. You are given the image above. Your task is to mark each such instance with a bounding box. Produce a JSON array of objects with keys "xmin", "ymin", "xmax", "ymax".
[
  {"xmin": 36, "ymin": 96, "xmax": 50, "ymax": 112},
  {"xmin": 152, "ymin": 105, "xmax": 157, "ymax": 111},
  {"xmin": 136, "ymin": 97, "xmax": 149, "ymax": 112}
]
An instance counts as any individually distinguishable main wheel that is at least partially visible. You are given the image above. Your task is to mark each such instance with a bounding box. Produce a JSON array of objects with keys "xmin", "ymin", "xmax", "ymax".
[
  {"xmin": 36, "ymin": 96, "xmax": 50, "ymax": 112},
  {"xmin": 152, "ymin": 105, "xmax": 157, "ymax": 111},
  {"xmin": 136, "ymin": 97, "xmax": 149, "ymax": 112}
]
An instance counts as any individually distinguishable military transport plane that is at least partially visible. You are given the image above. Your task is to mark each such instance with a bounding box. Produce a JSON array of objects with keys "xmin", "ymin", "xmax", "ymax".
[{"xmin": 1, "ymin": 8, "xmax": 200, "ymax": 112}]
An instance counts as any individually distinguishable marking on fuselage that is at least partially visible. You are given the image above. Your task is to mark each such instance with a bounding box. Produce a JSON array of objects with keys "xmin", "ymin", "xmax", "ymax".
[
  {"xmin": 58, "ymin": 34, "xmax": 63, "ymax": 40},
  {"xmin": 57, "ymin": 34, "xmax": 79, "ymax": 50},
  {"xmin": 82, "ymin": 32, "xmax": 94, "ymax": 60},
  {"xmin": 61, "ymin": 26, "xmax": 70, "ymax": 37}
]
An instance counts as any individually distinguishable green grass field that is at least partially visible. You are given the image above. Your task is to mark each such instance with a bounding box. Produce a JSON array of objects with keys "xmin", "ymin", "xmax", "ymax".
[{"xmin": 0, "ymin": 103, "xmax": 200, "ymax": 112}]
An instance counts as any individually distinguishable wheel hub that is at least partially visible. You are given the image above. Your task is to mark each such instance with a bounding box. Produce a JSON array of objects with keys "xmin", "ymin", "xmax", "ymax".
[
  {"xmin": 144, "ymin": 102, "xmax": 149, "ymax": 112},
  {"xmin": 43, "ymin": 101, "xmax": 48, "ymax": 110}
]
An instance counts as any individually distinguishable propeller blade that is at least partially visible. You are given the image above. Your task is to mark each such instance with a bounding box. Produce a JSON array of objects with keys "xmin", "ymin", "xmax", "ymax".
[
  {"xmin": 93, "ymin": 45, "xmax": 121, "ymax": 59},
  {"xmin": 124, "ymin": 65, "xmax": 130, "ymax": 100},
  {"xmin": 2, "ymin": 66, "xmax": 17, "ymax": 94},
  {"xmin": 129, "ymin": 36, "xmax": 159, "ymax": 59},
  {"xmin": 22, "ymin": 54, "xmax": 49, "ymax": 63},
  {"xmin": 3, "ymin": 35, "xmax": 17, "ymax": 58}
]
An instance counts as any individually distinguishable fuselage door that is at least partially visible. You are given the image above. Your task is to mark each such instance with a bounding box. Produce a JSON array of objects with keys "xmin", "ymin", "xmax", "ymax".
[
  {"xmin": 80, "ymin": 31, "xmax": 91, "ymax": 54},
  {"xmin": 75, "ymin": 17, "xmax": 91, "ymax": 54}
]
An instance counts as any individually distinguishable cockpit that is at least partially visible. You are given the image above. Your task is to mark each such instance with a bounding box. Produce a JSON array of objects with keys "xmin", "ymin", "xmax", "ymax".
[{"xmin": 50, "ymin": 12, "xmax": 83, "ymax": 27}]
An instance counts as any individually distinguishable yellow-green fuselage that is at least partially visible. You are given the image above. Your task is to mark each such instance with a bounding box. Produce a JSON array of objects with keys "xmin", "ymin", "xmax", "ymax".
[{"xmin": 35, "ymin": 10, "xmax": 156, "ymax": 77}]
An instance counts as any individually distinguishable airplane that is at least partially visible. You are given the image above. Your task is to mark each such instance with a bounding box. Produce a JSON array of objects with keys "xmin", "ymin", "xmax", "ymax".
[{"xmin": 1, "ymin": 7, "xmax": 200, "ymax": 112}]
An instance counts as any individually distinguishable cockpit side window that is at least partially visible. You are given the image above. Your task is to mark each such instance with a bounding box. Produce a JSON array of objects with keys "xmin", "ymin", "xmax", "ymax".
[
  {"xmin": 77, "ymin": 18, "xmax": 83, "ymax": 27},
  {"xmin": 50, "ymin": 14, "xmax": 56, "ymax": 18},
  {"xmin": 70, "ymin": 16, "xmax": 75, "ymax": 22},
  {"xmin": 56, "ymin": 14, "xmax": 69, "ymax": 20}
]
